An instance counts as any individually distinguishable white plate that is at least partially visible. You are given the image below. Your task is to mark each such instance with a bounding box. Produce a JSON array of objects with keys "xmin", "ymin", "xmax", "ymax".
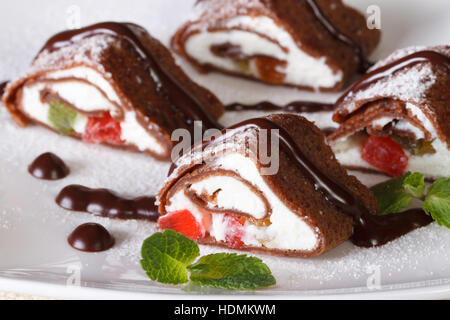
[{"xmin": 0, "ymin": 0, "xmax": 449, "ymax": 300}]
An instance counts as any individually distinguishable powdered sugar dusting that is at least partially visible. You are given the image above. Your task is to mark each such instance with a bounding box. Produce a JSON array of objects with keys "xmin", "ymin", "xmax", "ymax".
[
  {"xmin": 342, "ymin": 46, "xmax": 449, "ymax": 114},
  {"xmin": 345, "ymin": 64, "xmax": 436, "ymax": 112},
  {"xmin": 30, "ymin": 35, "xmax": 116, "ymax": 77}
]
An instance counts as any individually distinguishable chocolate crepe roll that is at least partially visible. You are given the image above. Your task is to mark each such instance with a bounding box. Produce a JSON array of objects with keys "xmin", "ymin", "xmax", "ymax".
[
  {"xmin": 2, "ymin": 22, "xmax": 224, "ymax": 161},
  {"xmin": 157, "ymin": 114, "xmax": 378, "ymax": 257},
  {"xmin": 172, "ymin": 0, "xmax": 380, "ymax": 91},
  {"xmin": 329, "ymin": 46, "xmax": 450, "ymax": 179}
]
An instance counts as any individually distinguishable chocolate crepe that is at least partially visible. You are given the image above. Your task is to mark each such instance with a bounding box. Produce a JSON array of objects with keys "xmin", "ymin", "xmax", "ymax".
[
  {"xmin": 329, "ymin": 46, "xmax": 450, "ymax": 179},
  {"xmin": 3, "ymin": 22, "xmax": 224, "ymax": 161},
  {"xmin": 172, "ymin": 0, "xmax": 380, "ymax": 91},
  {"xmin": 158, "ymin": 114, "xmax": 378, "ymax": 257}
]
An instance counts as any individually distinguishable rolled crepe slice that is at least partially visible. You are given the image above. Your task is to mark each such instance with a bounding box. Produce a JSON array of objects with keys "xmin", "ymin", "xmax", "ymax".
[
  {"xmin": 172, "ymin": 0, "xmax": 380, "ymax": 91},
  {"xmin": 2, "ymin": 22, "xmax": 224, "ymax": 161},
  {"xmin": 329, "ymin": 46, "xmax": 450, "ymax": 179},
  {"xmin": 157, "ymin": 114, "xmax": 378, "ymax": 257}
]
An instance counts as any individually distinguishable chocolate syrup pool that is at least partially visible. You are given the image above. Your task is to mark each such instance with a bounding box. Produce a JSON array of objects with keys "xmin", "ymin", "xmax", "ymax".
[
  {"xmin": 28, "ymin": 152, "xmax": 70, "ymax": 180},
  {"xmin": 56, "ymin": 185, "xmax": 159, "ymax": 221},
  {"xmin": 68, "ymin": 223, "xmax": 115, "ymax": 252},
  {"xmin": 225, "ymin": 118, "xmax": 433, "ymax": 248}
]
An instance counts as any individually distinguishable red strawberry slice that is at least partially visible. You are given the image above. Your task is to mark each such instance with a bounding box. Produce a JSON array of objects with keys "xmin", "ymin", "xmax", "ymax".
[
  {"xmin": 361, "ymin": 136, "xmax": 409, "ymax": 177},
  {"xmin": 83, "ymin": 112, "xmax": 122, "ymax": 145},
  {"xmin": 158, "ymin": 210, "xmax": 206, "ymax": 240},
  {"xmin": 224, "ymin": 214, "xmax": 246, "ymax": 249}
]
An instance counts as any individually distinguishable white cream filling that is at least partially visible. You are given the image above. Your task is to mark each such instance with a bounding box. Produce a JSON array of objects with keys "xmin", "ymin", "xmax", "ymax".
[
  {"xmin": 46, "ymin": 67, "xmax": 121, "ymax": 107},
  {"xmin": 37, "ymin": 80, "xmax": 118, "ymax": 115},
  {"xmin": 19, "ymin": 82, "xmax": 164, "ymax": 155},
  {"xmin": 166, "ymin": 153, "xmax": 319, "ymax": 251},
  {"xmin": 120, "ymin": 111, "xmax": 164, "ymax": 154},
  {"xmin": 331, "ymin": 103, "xmax": 449, "ymax": 179},
  {"xmin": 189, "ymin": 175, "xmax": 267, "ymax": 219},
  {"xmin": 185, "ymin": 16, "xmax": 342, "ymax": 89}
]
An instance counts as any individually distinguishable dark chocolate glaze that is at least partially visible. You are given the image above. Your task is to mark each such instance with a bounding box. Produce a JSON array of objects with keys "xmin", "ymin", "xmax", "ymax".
[
  {"xmin": 0, "ymin": 81, "xmax": 8, "ymax": 98},
  {"xmin": 39, "ymin": 22, "xmax": 222, "ymax": 130},
  {"xmin": 68, "ymin": 223, "xmax": 115, "ymax": 252},
  {"xmin": 28, "ymin": 152, "xmax": 70, "ymax": 180},
  {"xmin": 336, "ymin": 50, "xmax": 450, "ymax": 111},
  {"xmin": 225, "ymin": 101, "xmax": 335, "ymax": 113},
  {"xmin": 222, "ymin": 118, "xmax": 432, "ymax": 247},
  {"xmin": 56, "ymin": 185, "xmax": 159, "ymax": 222},
  {"xmin": 305, "ymin": 0, "xmax": 372, "ymax": 72}
]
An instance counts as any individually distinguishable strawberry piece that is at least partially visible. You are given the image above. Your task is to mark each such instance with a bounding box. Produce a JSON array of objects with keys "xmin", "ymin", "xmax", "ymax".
[
  {"xmin": 224, "ymin": 214, "xmax": 246, "ymax": 249},
  {"xmin": 83, "ymin": 112, "xmax": 122, "ymax": 145},
  {"xmin": 158, "ymin": 210, "xmax": 205, "ymax": 240},
  {"xmin": 361, "ymin": 136, "xmax": 409, "ymax": 177}
]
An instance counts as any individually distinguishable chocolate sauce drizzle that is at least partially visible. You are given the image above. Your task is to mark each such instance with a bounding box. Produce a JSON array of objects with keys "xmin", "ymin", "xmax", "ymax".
[
  {"xmin": 225, "ymin": 101, "xmax": 335, "ymax": 113},
  {"xmin": 220, "ymin": 118, "xmax": 433, "ymax": 247},
  {"xmin": 336, "ymin": 50, "xmax": 450, "ymax": 110},
  {"xmin": 28, "ymin": 152, "xmax": 70, "ymax": 180},
  {"xmin": 56, "ymin": 185, "xmax": 159, "ymax": 222},
  {"xmin": 39, "ymin": 22, "xmax": 222, "ymax": 130},
  {"xmin": 68, "ymin": 223, "xmax": 115, "ymax": 252},
  {"xmin": 0, "ymin": 81, "xmax": 8, "ymax": 98},
  {"xmin": 305, "ymin": 0, "xmax": 372, "ymax": 72}
]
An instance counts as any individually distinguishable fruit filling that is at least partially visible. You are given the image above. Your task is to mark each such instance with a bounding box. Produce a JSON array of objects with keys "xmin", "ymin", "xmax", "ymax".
[
  {"xmin": 48, "ymin": 100, "xmax": 123, "ymax": 145},
  {"xmin": 158, "ymin": 209, "xmax": 208, "ymax": 240},
  {"xmin": 361, "ymin": 136, "xmax": 409, "ymax": 177},
  {"xmin": 48, "ymin": 101, "xmax": 78, "ymax": 135},
  {"xmin": 223, "ymin": 214, "xmax": 246, "ymax": 249},
  {"xmin": 158, "ymin": 209, "xmax": 251, "ymax": 248},
  {"xmin": 83, "ymin": 112, "xmax": 123, "ymax": 145}
]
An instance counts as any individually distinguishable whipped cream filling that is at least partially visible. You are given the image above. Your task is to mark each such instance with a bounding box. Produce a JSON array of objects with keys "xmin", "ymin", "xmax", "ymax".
[
  {"xmin": 189, "ymin": 175, "xmax": 267, "ymax": 219},
  {"xmin": 46, "ymin": 66, "xmax": 122, "ymax": 108},
  {"xmin": 19, "ymin": 78, "xmax": 164, "ymax": 155},
  {"xmin": 331, "ymin": 102, "xmax": 449, "ymax": 179},
  {"xmin": 165, "ymin": 153, "xmax": 319, "ymax": 251},
  {"xmin": 185, "ymin": 16, "xmax": 342, "ymax": 89}
]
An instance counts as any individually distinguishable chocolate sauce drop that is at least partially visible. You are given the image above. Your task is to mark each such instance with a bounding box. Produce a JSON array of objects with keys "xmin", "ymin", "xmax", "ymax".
[
  {"xmin": 335, "ymin": 50, "xmax": 450, "ymax": 113},
  {"xmin": 223, "ymin": 118, "xmax": 432, "ymax": 247},
  {"xmin": 28, "ymin": 152, "xmax": 70, "ymax": 180},
  {"xmin": 56, "ymin": 185, "xmax": 159, "ymax": 221},
  {"xmin": 68, "ymin": 223, "xmax": 115, "ymax": 252},
  {"xmin": 305, "ymin": 0, "xmax": 373, "ymax": 72},
  {"xmin": 0, "ymin": 81, "xmax": 8, "ymax": 98},
  {"xmin": 39, "ymin": 22, "xmax": 222, "ymax": 131},
  {"xmin": 225, "ymin": 101, "xmax": 335, "ymax": 113}
]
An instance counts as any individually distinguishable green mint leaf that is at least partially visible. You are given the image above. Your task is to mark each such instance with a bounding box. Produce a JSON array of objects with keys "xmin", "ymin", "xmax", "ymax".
[
  {"xmin": 423, "ymin": 178, "xmax": 450, "ymax": 228},
  {"xmin": 48, "ymin": 101, "xmax": 77, "ymax": 135},
  {"xmin": 140, "ymin": 230, "xmax": 200, "ymax": 285},
  {"xmin": 371, "ymin": 173, "xmax": 414, "ymax": 214},
  {"xmin": 187, "ymin": 253, "xmax": 276, "ymax": 290},
  {"xmin": 403, "ymin": 172, "xmax": 426, "ymax": 198}
]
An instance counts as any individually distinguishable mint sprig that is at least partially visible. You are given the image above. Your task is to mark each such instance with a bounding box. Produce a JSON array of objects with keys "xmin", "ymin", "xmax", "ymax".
[
  {"xmin": 371, "ymin": 173, "xmax": 450, "ymax": 228},
  {"xmin": 371, "ymin": 172, "xmax": 425, "ymax": 214},
  {"xmin": 140, "ymin": 231, "xmax": 276, "ymax": 290},
  {"xmin": 423, "ymin": 178, "xmax": 450, "ymax": 228},
  {"xmin": 140, "ymin": 230, "xmax": 199, "ymax": 284},
  {"xmin": 188, "ymin": 253, "xmax": 276, "ymax": 290}
]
